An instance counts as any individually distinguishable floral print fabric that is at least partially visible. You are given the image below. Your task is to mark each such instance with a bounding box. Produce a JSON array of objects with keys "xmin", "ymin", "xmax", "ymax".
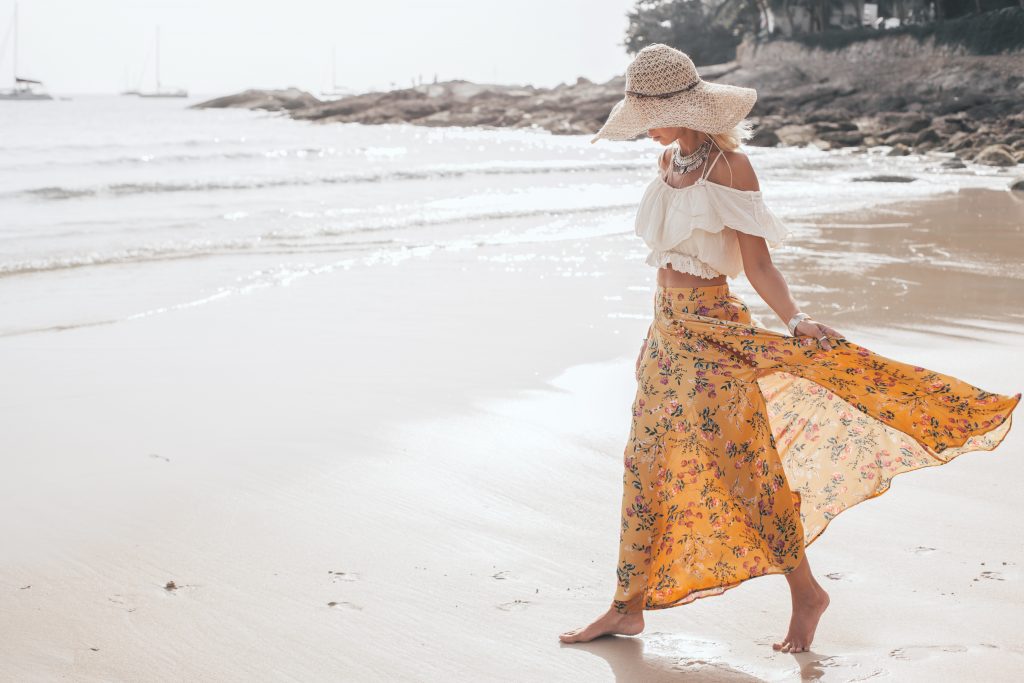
[{"xmin": 614, "ymin": 284, "xmax": 1020, "ymax": 614}]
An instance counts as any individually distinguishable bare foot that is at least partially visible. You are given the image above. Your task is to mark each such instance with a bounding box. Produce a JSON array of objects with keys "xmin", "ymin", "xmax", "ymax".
[
  {"xmin": 559, "ymin": 606, "xmax": 645, "ymax": 643},
  {"xmin": 772, "ymin": 586, "xmax": 830, "ymax": 653}
]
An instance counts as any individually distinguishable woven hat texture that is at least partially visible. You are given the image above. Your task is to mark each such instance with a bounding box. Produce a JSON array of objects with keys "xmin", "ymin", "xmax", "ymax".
[{"xmin": 591, "ymin": 44, "xmax": 757, "ymax": 143}]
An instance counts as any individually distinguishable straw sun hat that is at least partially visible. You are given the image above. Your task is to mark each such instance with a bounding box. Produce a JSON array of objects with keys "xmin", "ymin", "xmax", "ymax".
[{"xmin": 590, "ymin": 43, "xmax": 757, "ymax": 143}]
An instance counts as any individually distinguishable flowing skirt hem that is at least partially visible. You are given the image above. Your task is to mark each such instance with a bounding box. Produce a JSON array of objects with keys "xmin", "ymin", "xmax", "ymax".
[
  {"xmin": 800, "ymin": 394, "xmax": 1018, "ymax": 548},
  {"xmin": 617, "ymin": 399, "xmax": 1019, "ymax": 614},
  {"xmin": 619, "ymin": 564, "xmax": 797, "ymax": 613}
]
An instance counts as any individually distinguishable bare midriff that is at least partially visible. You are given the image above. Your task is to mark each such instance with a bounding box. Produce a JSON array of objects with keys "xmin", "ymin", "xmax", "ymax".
[{"xmin": 657, "ymin": 264, "xmax": 727, "ymax": 288}]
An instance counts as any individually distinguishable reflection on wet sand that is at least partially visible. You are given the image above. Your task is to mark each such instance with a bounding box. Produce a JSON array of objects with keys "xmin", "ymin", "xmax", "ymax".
[{"xmin": 768, "ymin": 187, "xmax": 1024, "ymax": 339}]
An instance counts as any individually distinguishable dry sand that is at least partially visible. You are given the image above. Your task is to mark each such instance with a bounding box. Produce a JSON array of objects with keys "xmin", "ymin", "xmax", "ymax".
[{"xmin": 1, "ymin": 187, "xmax": 1022, "ymax": 681}]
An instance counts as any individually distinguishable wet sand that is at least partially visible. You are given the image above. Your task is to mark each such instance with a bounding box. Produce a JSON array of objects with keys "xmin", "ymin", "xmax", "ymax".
[
  {"xmin": 0, "ymin": 187, "xmax": 1022, "ymax": 681},
  {"xmin": 771, "ymin": 186, "xmax": 1024, "ymax": 341}
]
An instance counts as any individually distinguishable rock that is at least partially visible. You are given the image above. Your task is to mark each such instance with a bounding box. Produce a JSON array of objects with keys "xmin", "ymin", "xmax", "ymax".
[
  {"xmin": 974, "ymin": 144, "xmax": 1018, "ymax": 167},
  {"xmin": 774, "ymin": 124, "xmax": 818, "ymax": 146},
  {"xmin": 281, "ymin": 77, "xmax": 623, "ymax": 136},
  {"xmin": 852, "ymin": 174, "xmax": 917, "ymax": 182},
  {"xmin": 886, "ymin": 144, "xmax": 912, "ymax": 156},
  {"xmin": 813, "ymin": 121, "xmax": 859, "ymax": 133},
  {"xmin": 939, "ymin": 158, "xmax": 967, "ymax": 169},
  {"xmin": 932, "ymin": 115, "xmax": 974, "ymax": 135},
  {"xmin": 1009, "ymin": 176, "xmax": 1024, "ymax": 192},
  {"xmin": 933, "ymin": 92, "xmax": 985, "ymax": 116},
  {"xmin": 946, "ymin": 133, "xmax": 970, "ymax": 150},
  {"xmin": 882, "ymin": 132, "xmax": 919, "ymax": 147},
  {"xmin": 818, "ymin": 129, "xmax": 866, "ymax": 146},
  {"xmin": 191, "ymin": 88, "xmax": 320, "ymax": 112},
  {"xmin": 877, "ymin": 114, "xmax": 933, "ymax": 137},
  {"xmin": 965, "ymin": 101, "xmax": 1019, "ymax": 120},
  {"xmin": 805, "ymin": 110, "xmax": 852, "ymax": 124},
  {"xmin": 946, "ymin": 131, "xmax": 973, "ymax": 149},
  {"xmin": 914, "ymin": 128, "xmax": 942, "ymax": 145}
]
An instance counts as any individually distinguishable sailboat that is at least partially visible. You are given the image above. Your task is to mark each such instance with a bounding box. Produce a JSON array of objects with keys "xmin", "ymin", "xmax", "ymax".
[
  {"xmin": 137, "ymin": 26, "xmax": 187, "ymax": 98},
  {"xmin": 320, "ymin": 46, "xmax": 355, "ymax": 100},
  {"xmin": 0, "ymin": 2, "xmax": 53, "ymax": 100}
]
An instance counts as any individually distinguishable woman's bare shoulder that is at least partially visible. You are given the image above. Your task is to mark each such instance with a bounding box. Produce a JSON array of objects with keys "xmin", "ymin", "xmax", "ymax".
[{"xmin": 713, "ymin": 148, "xmax": 760, "ymax": 192}]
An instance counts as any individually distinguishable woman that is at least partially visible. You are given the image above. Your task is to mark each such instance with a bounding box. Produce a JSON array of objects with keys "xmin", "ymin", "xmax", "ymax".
[{"xmin": 559, "ymin": 44, "xmax": 1020, "ymax": 652}]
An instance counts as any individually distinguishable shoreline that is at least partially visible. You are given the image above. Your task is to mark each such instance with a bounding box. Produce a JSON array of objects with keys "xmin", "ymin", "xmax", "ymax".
[{"xmin": 1, "ymin": 187, "xmax": 1022, "ymax": 681}]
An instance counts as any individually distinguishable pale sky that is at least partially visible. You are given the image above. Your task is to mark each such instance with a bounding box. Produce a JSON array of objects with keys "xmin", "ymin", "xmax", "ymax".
[{"xmin": 0, "ymin": 0, "xmax": 638, "ymax": 95}]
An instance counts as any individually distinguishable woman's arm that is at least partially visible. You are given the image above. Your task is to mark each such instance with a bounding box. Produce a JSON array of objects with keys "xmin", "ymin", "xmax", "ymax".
[
  {"xmin": 737, "ymin": 234, "xmax": 843, "ymax": 350},
  {"xmin": 724, "ymin": 153, "xmax": 842, "ymax": 349},
  {"xmin": 735, "ymin": 235, "xmax": 799, "ymax": 324}
]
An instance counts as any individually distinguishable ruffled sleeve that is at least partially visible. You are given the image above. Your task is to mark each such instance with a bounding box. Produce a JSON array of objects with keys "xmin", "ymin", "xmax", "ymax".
[{"xmin": 708, "ymin": 187, "xmax": 790, "ymax": 249}]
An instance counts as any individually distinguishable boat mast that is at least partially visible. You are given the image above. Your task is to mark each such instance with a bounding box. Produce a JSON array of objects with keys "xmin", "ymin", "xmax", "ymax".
[
  {"xmin": 155, "ymin": 26, "xmax": 161, "ymax": 93},
  {"xmin": 12, "ymin": 1, "xmax": 17, "ymax": 84}
]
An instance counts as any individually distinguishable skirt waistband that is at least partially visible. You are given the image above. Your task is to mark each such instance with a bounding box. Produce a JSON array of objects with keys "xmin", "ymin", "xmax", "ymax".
[{"xmin": 654, "ymin": 283, "xmax": 746, "ymax": 323}]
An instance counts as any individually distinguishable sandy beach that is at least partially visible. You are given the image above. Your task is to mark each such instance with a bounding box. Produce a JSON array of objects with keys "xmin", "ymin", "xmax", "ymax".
[{"xmin": 1, "ymin": 181, "xmax": 1022, "ymax": 681}]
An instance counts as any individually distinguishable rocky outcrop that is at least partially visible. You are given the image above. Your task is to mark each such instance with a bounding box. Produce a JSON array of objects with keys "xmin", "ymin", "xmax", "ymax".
[
  {"xmin": 729, "ymin": 26, "xmax": 1024, "ymax": 164},
  {"xmin": 283, "ymin": 75, "xmax": 635, "ymax": 136},
  {"xmin": 190, "ymin": 87, "xmax": 321, "ymax": 112},
  {"xmin": 191, "ymin": 15, "xmax": 1023, "ymax": 166}
]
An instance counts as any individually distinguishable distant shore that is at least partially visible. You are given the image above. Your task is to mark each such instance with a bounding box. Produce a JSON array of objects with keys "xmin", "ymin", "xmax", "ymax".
[{"xmin": 193, "ymin": 29, "xmax": 1024, "ymax": 167}]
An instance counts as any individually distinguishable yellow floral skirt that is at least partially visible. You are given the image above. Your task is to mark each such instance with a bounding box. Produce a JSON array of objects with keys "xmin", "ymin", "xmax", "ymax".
[{"xmin": 613, "ymin": 283, "xmax": 1020, "ymax": 614}]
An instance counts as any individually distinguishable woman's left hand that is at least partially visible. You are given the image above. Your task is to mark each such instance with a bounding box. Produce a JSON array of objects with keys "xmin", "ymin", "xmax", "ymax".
[{"xmin": 794, "ymin": 319, "xmax": 843, "ymax": 351}]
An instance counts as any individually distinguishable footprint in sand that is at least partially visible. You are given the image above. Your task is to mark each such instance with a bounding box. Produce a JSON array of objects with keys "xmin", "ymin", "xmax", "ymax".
[
  {"xmin": 492, "ymin": 570, "xmax": 511, "ymax": 580},
  {"xmin": 148, "ymin": 453, "xmax": 170, "ymax": 462},
  {"xmin": 328, "ymin": 570, "xmax": 360, "ymax": 582},
  {"xmin": 977, "ymin": 571, "xmax": 1004, "ymax": 581},
  {"xmin": 808, "ymin": 655, "xmax": 887, "ymax": 680},
  {"xmin": 327, "ymin": 601, "xmax": 363, "ymax": 611},
  {"xmin": 816, "ymin": 655, "xmax": 845, "ymax": 668},
  {"xmin": 910, "ymin": 546, "xmax": 936, "ymax": 554},
  {"xmin": 497, "ymin": 599, "xmax": 530, "ymax": 611},
  {"xmin": 889, "ymin": 644, "xmax": 968, "ymax": 661},
  {"xmin": 107, "ymin": 594, "xmax": 138, "ymax": 613}
]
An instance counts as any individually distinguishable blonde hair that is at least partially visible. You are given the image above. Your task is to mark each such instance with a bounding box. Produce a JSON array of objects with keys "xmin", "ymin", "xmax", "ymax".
[{"xmin": 707, "ymin": 119, "xmax": 755, "ymax": 151}]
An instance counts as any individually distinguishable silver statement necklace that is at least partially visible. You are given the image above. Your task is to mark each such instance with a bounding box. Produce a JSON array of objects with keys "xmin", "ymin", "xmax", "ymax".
[{"xmin": 670, "ymin": 139, "xmax": 712, "ymax": 175}]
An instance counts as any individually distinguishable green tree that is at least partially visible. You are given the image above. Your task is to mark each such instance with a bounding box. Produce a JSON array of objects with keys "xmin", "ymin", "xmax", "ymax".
[{"xmin": 623, "ymin": 0, "xmax": 757, "ymax": 63}]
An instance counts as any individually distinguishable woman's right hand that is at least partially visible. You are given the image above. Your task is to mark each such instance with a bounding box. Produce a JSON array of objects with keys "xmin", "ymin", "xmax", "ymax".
[{"xmin": 794, "ymin": 318, "xmax": 843, "ymax": 351}]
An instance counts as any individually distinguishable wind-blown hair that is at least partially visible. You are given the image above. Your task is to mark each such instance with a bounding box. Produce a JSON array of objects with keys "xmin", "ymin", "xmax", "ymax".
[{"xmin": 707, "ymin": 118, "xmax": 756, "ymax": 152}]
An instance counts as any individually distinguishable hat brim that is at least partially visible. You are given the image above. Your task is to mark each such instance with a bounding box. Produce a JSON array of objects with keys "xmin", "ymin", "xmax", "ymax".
[{"xmin": 590, "ymin": 80, "xmax": 757, "ymax": 144}]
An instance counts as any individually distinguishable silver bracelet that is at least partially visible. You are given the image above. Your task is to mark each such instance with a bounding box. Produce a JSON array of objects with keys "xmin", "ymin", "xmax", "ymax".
[{"xmin": 787, "ymin": 312, "xmax": 811, "ymax": 335}]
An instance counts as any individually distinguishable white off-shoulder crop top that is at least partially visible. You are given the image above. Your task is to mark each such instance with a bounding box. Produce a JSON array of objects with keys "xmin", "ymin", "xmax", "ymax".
[{"xmin": 634, "ymin": 146, "xmax": 790, "ymax": 279}]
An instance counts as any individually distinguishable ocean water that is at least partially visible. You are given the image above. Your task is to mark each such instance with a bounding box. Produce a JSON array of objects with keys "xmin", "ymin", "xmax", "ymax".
[{"xmin": 0, "ymin": 95, "xmax": 1015, "ymax": 337}]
